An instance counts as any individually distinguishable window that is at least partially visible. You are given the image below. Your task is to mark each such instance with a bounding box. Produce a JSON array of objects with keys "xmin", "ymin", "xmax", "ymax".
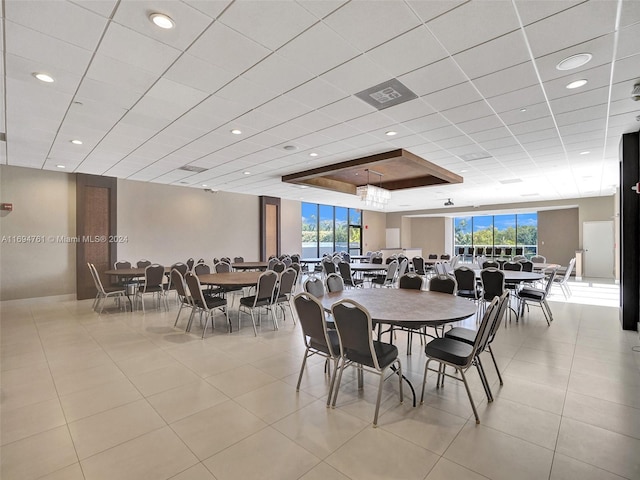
[
  {"xmin": 454, "ymin": 213, "xmax": 538, "ymax": 257},
  {"xmin": 301, "ymin": 203, "xmax": 362, "ymax": 257}
]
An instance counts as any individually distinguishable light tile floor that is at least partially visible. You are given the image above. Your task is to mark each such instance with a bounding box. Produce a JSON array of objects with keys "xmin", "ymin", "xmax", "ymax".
[{"xmin": 1, "ymin": 282, "xmax": 639, "ymax": 480}]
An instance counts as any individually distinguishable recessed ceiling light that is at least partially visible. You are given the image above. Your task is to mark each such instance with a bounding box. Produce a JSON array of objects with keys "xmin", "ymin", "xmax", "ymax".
[
  {"xmin": 149, "ymin": 13, "xmax": 175, "ymax": 29},
  {"xmin": 566, "ymin": 79, "xmax": 588, "ymax": 89},
  {"xmin": 556, "ymin": 53, "xmax": 593, "ymax": 71},
  {"xmin": 70, "ymin": 139, "xmax": 83, "ymax": 145},
  {"xmin": 243, "ymin": 171, "xmax": 251, "ymax": 175},
  {"xmin": 520, "ymin": 108, "xmax": 527, "ymax": 112},
  {"xmin": 56, "ymin": 164, "xmax": 66, "ymax": 169},
  {"xmin": 202, "ymin": 184, "xmax": 207, "ymax": 187},
  {"xmin": 73, "ymin": 101, "xmax": 83, "ymax": 106},
  {"xmin": 283, "ymin": 145, "xmax": 297, "ymax": 151},
  {"xmin": 231, "ymin": 129, "xmax": 242, "ymax": 135},
  {"xmin": 33, "ymin": 72, "xmax": 54, "ymax": 83},
  {"xmin": 580, "ymin": 151, "xmax": 590, "ymax": 155},
  {"xmin": 309, "ymin": 152, "xmax": 318, "ymax": 157},
  {"xmin": 460, "ymin": 169, "xmax": 468, "ymax": 173},
  {"xmin": 385, "ymin": 131, "xmax": 397, "ymax": 136}
]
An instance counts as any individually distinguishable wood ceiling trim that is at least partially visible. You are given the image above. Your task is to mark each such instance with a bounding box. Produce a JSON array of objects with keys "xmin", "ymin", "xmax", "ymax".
[{"xmin": 282, "ymin": 149, "xmax": 463, "ymax": 195}]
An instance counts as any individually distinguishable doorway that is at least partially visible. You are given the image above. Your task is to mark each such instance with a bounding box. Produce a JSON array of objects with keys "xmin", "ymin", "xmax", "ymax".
[{"xmin": 583, "ymin": 221, "xmax": 614, "ymax": 278}]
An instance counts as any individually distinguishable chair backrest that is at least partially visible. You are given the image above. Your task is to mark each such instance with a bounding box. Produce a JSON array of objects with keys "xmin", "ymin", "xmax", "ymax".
[
  {"xmin": 266, "ymin": 257, "xmax": 278, "ymax": 270},
  {"xmin": 503, "ymin": 261, "xmax": 522, "ymax": 271},
  {"xmin": 513, "ymin": 255, "xmax": 527, "ymax": 262},
  {"xmin": 341, "ymin": 252, "xmax": 351, "ymax": 263},
  {"xmin": 434, "ymin": 261, "xmax": 446, "ymax": 275},
  {"xmin": 515, "ymin": 247, "xmax": 524, "ymax": 256},
  {"xmin": 482, "ymin": 260, "xmax": 500, "ymax": 269},
  {"xmin": 290, "ymin": 262, "xmax": 301, "ymax": 281},
  {"xmin": 331, "ymin": 300, "xmax": 381, "ymax": 369},
  {"xmin": 255, "ymin": 271, "xmax": 278, "ymax": 301},
  {"xmin": 325, "ymin": 273, "xmax": 345, "ymax": 292},
  {"xmin": 220, "ymin": 257, "xmax": 231, "ymax": 264},
  {"xmin": 144, "ymin": 264, "xmax": 165, "ymax": 288},
  {"xmin": 233, "ymin": 256, "xmax": 244, "ymax": 263},
  {"xmin": 544, "ymin": 268, "xmax": 558, "ymax": 295},
  {"xmin": 303, "ymin": 276, "xmax": 325, "ymax": 298},
  {"xmin": 399, "ymin": 273, "xmax": 423, "ymax": 290},
  {"xmin": 337, "ymin": 262, "xmax": 354, "ymax": 283},
  {"xmin": 185, "ymin": 272, "xmax": 206, "ymax": 308},
  {"xmin": 171, "ymin": 269, "xmax": 189, "ymax": 299},
  {"xmin": 278, "ymin": 268, "xmax": 297, "ymax": 296},
  {"xmin": 428, "ymin": 254, "xmax": 438, "ymax": 260},
  {"xmin": 488, "ymin": 291, "xmax": 510, "ymax": 344},
  {"xmin": 272, "ymin": 261, "xmax": 286, "ymax": 273},
  {"xmin": 397, "ymin": 258, "xmax": 409, "ymax": 278},
  {"xmin": 282, "ymin": 257, "xmax": 293, "ymax": 267},
  {"xmin": 504, "ymin": 247, "xmax": 513, "ymax": 257},
  {"xmin": 472, "ymin": 296, "xmax": 501, "ymax": 358},
  {"xmin": 115, "ymin": 261, "xmax": 131, "ymax": 269},
  {"xmin": 453, "ymin": 266, "xmax": 476, "ymax": 291},
  {"xmin": 137, "ymin": 259, "xmax": 151, "ymax": 268},
  {"xmin": 519, "ymin": 260, "xmax": 533, "ymax": 272},
  {"xmin": 480, "ymin": 268, "xmax": 505, "ymax": 300},
  {"xmin": 186, "ymin": 258, "xmax": 195, "ymax": 271},
  {"xmin": 194, "ymin": 263, "xmax": 211, "ymax": 275},
  {"xmin": 290, "ymin": 254, "xmax": 301, "ymax": 264},
  {"xmin": 457, "ymin": 247, "xmax": 465, "ymax": 256},
  {"xmin": 214, "ymin": 261, "xmax": 232, "ymax": 273},
  {"xmin": 385, "ymin": 255, "xmax": 397, "ymax": 265},
  {"xmin": 384, "ymin": 260, "xmax": 398, "ymax": 283},
  {"xmin": 170, "ymin": 262, "xmax": 188, "ymax": 276},
  {"xmin": 531, "ymin": 255, "xmax": 546, "ymax": 263},
  {"xmin": 440, "ymin": 254, "xmax": 450, "ymax": 260},
  {"xmin": 561, "ymin": 258, "xmax": 576, "ymax": 282},
  {"xmin": 475, "ymin": 247, "xmax": 485, "ymax": 256},
  {"xmin": 429, "ymin": 275, "xmax": 457, "ymax": 294},
  {"xmin": 88, "ymin": 263, "xmax": 104, "ymax": 294},
  {"xmin": 450, "ymin": 255, "xmax": 460, "ymax": 269},
  {"xmin": 294, "ymin": 293, "xmax": 336, "ymax": 356},
  {"xmin": 322, "ymin": 259, "xmax": 337, "ymax": 275},
  {"xmin": 412, "ymin": 256, "xmax": 425, "ymax": 275},
  {"xmin": 371, "ymin": 256, "xmax": 383, "ymax": 265}
]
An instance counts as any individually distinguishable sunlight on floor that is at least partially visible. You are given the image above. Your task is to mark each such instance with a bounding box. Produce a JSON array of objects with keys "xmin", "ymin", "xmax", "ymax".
[{"xmin": 548, "ymin": 278, "xmax": 620, "ymax": 308}]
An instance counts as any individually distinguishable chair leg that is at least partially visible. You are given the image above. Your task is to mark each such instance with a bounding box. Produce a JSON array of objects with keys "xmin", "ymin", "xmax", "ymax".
[
  {"xmin": 296, "ymin": 351, "xmax": 309, "ymax": 391},
  {"xmin": 420, "ymin": 358, "xmax": 433, "ymax": 404},
  {"xmin": 326, "ymin": 358, "xmax": 339, "ymax": 408},
  {"xmin": 459, "ymin": 368, "xmax": 480, "ymax": 424},
  {"xmin": 373, "ymin": 369, "xmax": 386, "ymax": 427},
  {"xmin": 331, "ymin": 357, "xmax": 347, "ymax": 408},
  {"xmin": 475, "ymin": 356, "xmax": 493, "ymax": 402},
  {"xmin": 487, "ymin": 346, "xmax": 504, "ymax": 385},
  {"xmin": 249, "ymin": 310, "xmax": 258, "ymax": 336}
]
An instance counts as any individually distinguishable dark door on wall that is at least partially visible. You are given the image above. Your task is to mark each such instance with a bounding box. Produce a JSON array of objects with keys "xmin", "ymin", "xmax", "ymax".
[
  {"xmin": 76, "ymin": 174, "xmax": 117, "ymax": 300},
  {"xmin": 260, "ymin": 196, "xmax": 280, "ymax": 261}
]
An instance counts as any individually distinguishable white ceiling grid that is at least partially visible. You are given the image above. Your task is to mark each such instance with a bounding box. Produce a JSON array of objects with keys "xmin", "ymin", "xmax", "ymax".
[{"xmin": 1, "ymin": 0, "xmax": 639, "ymax": 212}]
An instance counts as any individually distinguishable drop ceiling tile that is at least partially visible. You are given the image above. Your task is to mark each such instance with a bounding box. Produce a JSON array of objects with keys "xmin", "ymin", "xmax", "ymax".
[
  {"xmin": 559, "ymin": 118, "xmax": 605, "ymax": 136},
  {"xmin": 487, "ymin": 84, "xmax": 546, "ymax": 112},
  {"xmin": 407, "ymin": 0, "xmax": 465, "ymax": 23},
  {"xmin": 112, "ymin": 0, "xmax": 213, "ymax": 51},
  {"xmin": 346, "ymin": 112, "xmax": 397, "ymax": 133},
  {"xmin": 516, "ymin": 127, "xmax": 559, "ymax": 143},
  {"xmin": 455, "ymin": 30, "xmax": 531, "ymax": 80},
  {"xmin": 257, "ymin": 95, "xmax": 311, "ymax": 123},
  {"xmin": 619, "ymin": 0, "xmax": 640, "ymax": 27},
  {"xmin": 145, "ymin": 77, "xmax": 209, "ymax": 110},
  {"xmin": 235, "ymin": 110, "xmax": 282, "ymax": 132},
  {"xmin": 423, "ymin": 125, "xmax": 461, "ymax": 142},
  {"xmin": 295, "ymin": 0, "xmax": 348, "ymax": 19},
  {"xmin": 242, "ymin": 53, "xmax": 315, "ymax": 95},
  {"xmin": 612, "ymin": 53, "xmax": 640, "ymax": 83},
  {"xmin": 163, "ymin": 54, "xmax": 236, "ymax": 94},
  {"xmin": 187, "ymin": 22, "xmax": 270, "ymax": 76},
  {"xmin": 216, "ymin": 76, "xmax": 278, "ymax": 108},
  {"xmin": 399, "ymin": 58, "xmax": 467, "ymax": 97},
  {"xmin": 617, "ymin": 22, "xmax": 640, "ymax": 59},
  {"xmin": 524, "ymin": 1, "xmax": 618, "ymax": 57},
  {"xmin": 5, "ymin": 0, "xmax": 107, "ymax": 49},
  {"xmin": 470, "ymin": 128, "xmax": 515, "ymax": 144},
  {"xmin": 180, "ymin": 0, "xmax": 232, "ymax": 19},
  {"xmin": 323, "ymin": 0, "xmax": 420, "ymax": 52},
  {"xmin": 424, "ymin": 82, "xmax": 484, "ymax": 112},
  {"xmin": 499, "ymin": 102, "xmax": 551, "ymax": 125},
  {"xmin": 292, "ymin": 111, "xmax": 340, "ymax": 133},
  {"xmin": 277, "ymin": 22, "xmax": 360, "ymax": 76},
  {"xmin": 219, "ymin": 0, "xmax": 317, "ymax": 51},
  {"xmin": 285, "ymin": 78, "xmax": 348, "ymax": 110},
  {"xmin": 472, "ymin": 61, "xmax": 539, "ymax": 99},
  {"xmin": 509, "ymin": 116, "xmax": 557, "ymax": 135},
  {"xmin": 5, "ymin": 54, "xmax": 82, "ymax": 96},
  {"xmin": 319, "ymin": 96, "xmax": 376, "ymax": 122},
  {"xmin": 86, "ymin": 54, "xmax": 158, "ymax": 95},
  {"xmin": 514, "ymin": 0, "xmax": 582, "ymax": 25},
  {"xmin": 442, "ymin": 100, "xmax": 495, "ymax": 124},
  {"xmin": 458, "ymin": 116, "xmax": 506, "ymax": 135},
  {"xmin": 555, "ymin": 104, "xmax": 608, "ymax": 126},
  {"xmin": 267, "ymin": 119, "xmax": 315, "ymax": 141},
  {"xmin": 100, "ymin": 23, "xmax": 182, "ymax": 75},
  {"xmin": 321, "ymin": 54, "xmax": 391, "ymax": 94},
  {"xmin": 402, "ymin": 113, "xmax": 451, "ymax": 133},
  {"xmin": 380, "ymin": 98, "xmax": 435, "ymax": 123},
  {"xmin": 5, "ymin": 21, "xmax": 93, "ymax": 76},
  {"xmin": 426, "ymin": 1, "xmax": 520, "ymax": 55},
  {"xmin": 366, "ymin": 26, "xmax": 448, "ymax": 78}
]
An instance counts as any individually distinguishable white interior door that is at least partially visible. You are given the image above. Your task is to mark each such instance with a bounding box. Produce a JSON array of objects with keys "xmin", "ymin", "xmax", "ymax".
[{"xmin": 583, "ymin": 221, "xmax": 614, "ymax": 278}]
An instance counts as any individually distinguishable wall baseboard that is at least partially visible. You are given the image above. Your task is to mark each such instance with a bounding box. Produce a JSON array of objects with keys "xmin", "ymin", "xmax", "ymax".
[{"xmin": 0, "ymin": 293, "xmax": 77, "ymax": 306}]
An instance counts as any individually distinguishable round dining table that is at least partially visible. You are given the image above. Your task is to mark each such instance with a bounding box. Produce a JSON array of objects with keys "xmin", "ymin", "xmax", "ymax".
[
  {"xmin": 348, "ymin": 263, "xmax": 388, "ymax": 273},
  {"xmin": 231, "ymin": 261, "xmax": 268, "ymax": 271},
  {"xmin": 473, "ymin": 270, "xmax": 544, "ymax": 282},
  {"xmin": 318, "ymin": 288, "xmax": 476, "ymax": 328},
  {"xmin": 198, "ymin": 271, "xmax": 262, "ymax": 288}
]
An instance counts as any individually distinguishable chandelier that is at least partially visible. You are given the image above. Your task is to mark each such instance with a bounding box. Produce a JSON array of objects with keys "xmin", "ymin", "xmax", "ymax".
[{"xmin": 356, "ymin": 169, "xmax": 391, "ymax": 209}]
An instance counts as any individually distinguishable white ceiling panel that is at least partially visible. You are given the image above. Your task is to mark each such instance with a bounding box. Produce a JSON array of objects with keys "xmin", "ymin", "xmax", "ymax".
[
  {"xmin": 323, "ymin": 0, "xmax": 420, "ymax": 52},
  {"xmin": 3, "ymin": 0, "xmax": 630, "ymax": 211},
  {"xmin": 5, "ymin": 0, "xmax": 107, "ymax": 49},
  {"xmin": 112, "ymin": 0, "xmax": 213, "ymax": 51},
  {"xmin": 187, "ymin": 22, "xmax": 270, "ymax": 76},
  {"xmin": 99, "ymin": 22, "xmax": 182, "ymax": 75},
  {"xmin": 425, "ymin": 1, "xmax": 520, "ymax": 55},
  {"xmin": 163, "ymin": 54, "xmax": 236, "ymax": 94},
  {"xmin": 366, "ymin": 26, "xmax": 448, "ymax": 78},
  {"xmin": 219, "ymin": 0, "xmax": 317, "ymax": 51}
]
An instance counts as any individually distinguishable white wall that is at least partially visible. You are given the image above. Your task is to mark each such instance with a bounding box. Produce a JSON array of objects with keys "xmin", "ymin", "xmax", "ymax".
[
  {"xmin": 117, "ymin": 179, "xmax": 260, "ymax": 266},
  {"xmin": 281, "ymin": 198, "xmax": 302, "ymax": 255},
  {"xmin": 0, "ymin": 166, "xmax": 76, "ymax": 300}
]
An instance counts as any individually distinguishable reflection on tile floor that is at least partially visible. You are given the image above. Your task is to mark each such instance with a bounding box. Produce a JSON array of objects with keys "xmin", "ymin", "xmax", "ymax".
[{"xmin": 1, "ymin": 281, "xmax": 638, "ymax": 480}]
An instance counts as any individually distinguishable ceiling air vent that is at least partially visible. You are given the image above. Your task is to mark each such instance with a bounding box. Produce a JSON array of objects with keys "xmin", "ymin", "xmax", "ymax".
[
  {"xmin": 355, "ymin": 79, "xmax": 417, "ymax": 111},
  {"xmin": 0, "ymin": 132, "xmax": 6, "ymax": 142},
  {"xmin": 499, "ymin": 178, "xmax": 523, "ymax": 184},
  {"xmin": 459, "ymin": 152, "xmax": 491, "ymax": 162},
  {"xmin": 178, "ymin": 165, "xmax": 207, "ymax": 173}
]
